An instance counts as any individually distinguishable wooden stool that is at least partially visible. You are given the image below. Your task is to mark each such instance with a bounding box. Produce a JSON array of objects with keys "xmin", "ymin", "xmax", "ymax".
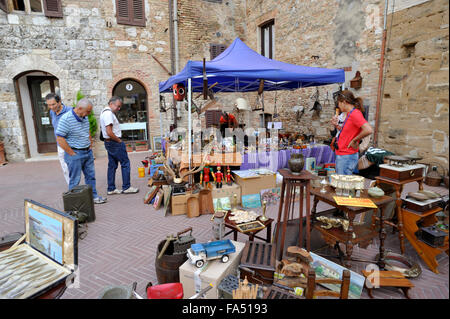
[
  {"xmin": 275, "ymin": 169, "xmax": 316, "ymax": 260},
  {"xmin": 362, "ymin": 270, "xmax": 414, "ymax": 299}
]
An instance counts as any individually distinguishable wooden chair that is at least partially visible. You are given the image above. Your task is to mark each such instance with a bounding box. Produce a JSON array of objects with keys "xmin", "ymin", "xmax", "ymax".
[{"xmin": 305, "ymin": 268, "xmax": 351, "ymax": 299}]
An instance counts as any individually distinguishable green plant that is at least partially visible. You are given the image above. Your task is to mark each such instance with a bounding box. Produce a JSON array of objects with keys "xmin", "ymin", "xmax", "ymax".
[{"xmin": 72, "ymin": 91, "xmax": 98, "ymax": 138}]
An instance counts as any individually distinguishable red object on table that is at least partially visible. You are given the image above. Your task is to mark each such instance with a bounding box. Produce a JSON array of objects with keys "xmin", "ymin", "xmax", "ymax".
[
  {"xmin": 147, "ymin": 283, "xmax": 184, "ymax": 299},
  {"xmin": 324, "ymin": 163, "xmax": 336, "ymax": 168}
]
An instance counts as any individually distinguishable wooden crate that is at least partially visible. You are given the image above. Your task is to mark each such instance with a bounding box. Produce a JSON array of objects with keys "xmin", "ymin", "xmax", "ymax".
[{"xmin": 240, "ymin": 241, "xmax": 276, "ymax": 285}]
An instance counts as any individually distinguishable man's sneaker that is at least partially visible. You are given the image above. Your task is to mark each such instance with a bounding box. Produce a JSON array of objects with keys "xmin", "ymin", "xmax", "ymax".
[
  {"xmin": 107, "ymin": 189, "xmax": 123, "ymax": 195},
  {"xmin": 123, "ymin": 187, "xmax": 139, "ymax": 194},
  {"xmin": 94, "ymin": 196, "xmax": 107, "ymax": 204}
]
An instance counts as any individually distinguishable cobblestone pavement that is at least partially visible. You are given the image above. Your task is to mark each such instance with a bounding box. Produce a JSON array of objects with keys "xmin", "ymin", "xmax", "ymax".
[{"xmin": 0, "ymin": 152, "xmax": 448, "ymax": 299}]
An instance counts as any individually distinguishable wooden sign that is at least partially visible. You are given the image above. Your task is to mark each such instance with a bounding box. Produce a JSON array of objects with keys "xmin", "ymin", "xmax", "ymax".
[{"xmin": 333, "ymin": 196, "xmax": 377, "ymax": 209}]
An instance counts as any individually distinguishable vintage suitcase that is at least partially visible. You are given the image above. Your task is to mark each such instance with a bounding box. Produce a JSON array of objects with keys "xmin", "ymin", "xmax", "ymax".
[
  {"xmin": 239, "ymin": 241, "xmax": 276, "ymax": 285},
  {"xmin": 416, "ymin": 226, "xmax": 448, "ymax": 248},
  {"xmin": 403, "ymin": 197, "xmax": 443, "ymax": 213},
  {"xmin": 63, "ymin": 185, "xmax": 96, "ymax": 223},
  {"xmin": 379, "ymin": 164, "xmax": 425, "ymax": 182},
  {"xmin": 0, "ymin": 199, "xmax": 77, "ymax": 299}
]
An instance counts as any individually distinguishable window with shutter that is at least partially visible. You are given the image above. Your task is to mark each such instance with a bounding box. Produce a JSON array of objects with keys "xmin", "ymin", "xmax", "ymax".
[
  {"xmin": 260, "ymin": 20, "xmax": 274, "ymax": 59},
  {"xmin": 0, "ymin": 0, "xmax": 8, "ymax": 13},
  {"xmin": 43, "ymin": 0, "xmax": 62, "ymax": 18},
  {"xmin": 205, "ymin": 110, "xmax": 222, "ymax": 128},
  {"xmin": 210, "ymin": 44, "xmax": 227, "ymax": 60},
  {"xmin": 116, "ymin": 0, "xmax": 145, "ymax": 27}
]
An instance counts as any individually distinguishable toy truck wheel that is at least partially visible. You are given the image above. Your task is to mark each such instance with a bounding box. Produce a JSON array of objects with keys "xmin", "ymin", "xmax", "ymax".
[
  {"xmin": 221, "ymin": 255, "xmax": 229, "ymax": 263},
  {"xmin": 196, "ymin": 260, "xmax": 204, "ymax": 268}
]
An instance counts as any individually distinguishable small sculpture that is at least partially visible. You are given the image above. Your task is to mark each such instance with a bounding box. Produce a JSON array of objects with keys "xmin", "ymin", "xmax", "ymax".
[
  {"xmin": 317, "ymin": 216, "xmax": 350, "ymax": 232},
  {"xmin": 214, "ymin": 165, "xmax": 224, "ymax": 189},
  {"xmin": 259, "ymin": 200, "xmax": 268, "ymax": 222},
  {"xmin": 200, "ymin": 163, "xmax": 215, "ymax": 188},
  {"xmin": 225, "ymin": 166, "xmax": 235, "ymax": 186}
]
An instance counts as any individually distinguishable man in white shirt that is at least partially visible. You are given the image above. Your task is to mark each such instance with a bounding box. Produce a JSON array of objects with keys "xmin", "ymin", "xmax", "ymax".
[{"xmin": 100, "ymin": 96, "xmax": 139, "ymax": 195}]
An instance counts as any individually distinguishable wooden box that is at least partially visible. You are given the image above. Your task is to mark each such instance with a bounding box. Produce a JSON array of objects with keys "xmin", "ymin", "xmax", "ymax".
[
  {"xmin": 239, "ymin": 241, "xmax": 276, "ymax": 285},
  {"xmin": 179, "ymin": 240, "xmax": 245, "ymax": 299},
  {"xmin": 403, "ymin": 197, "xmax": 442, "ymax": 213},
  {"xmin": 171, "ymin": 193, "xmax": 188, "ymax": 216},
  {"xmin": 379, "ymin": 164, "xmax": 425, "ymax": 182},
  {"xmin": 0, "ymin": 200, "xmax": 77, "ymax": 299}
]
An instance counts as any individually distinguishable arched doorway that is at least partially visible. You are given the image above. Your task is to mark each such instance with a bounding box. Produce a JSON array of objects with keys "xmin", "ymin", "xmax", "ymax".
[
  {"xmin": 112, "ymin": 79, "xmax": 149, "ymax": 144},
  {"xmin": 15, "ymin": 71, "xmax": 60, "ymax": 157}
]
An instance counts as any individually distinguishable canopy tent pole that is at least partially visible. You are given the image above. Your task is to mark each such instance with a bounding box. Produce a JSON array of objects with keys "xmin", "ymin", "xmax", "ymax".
[{"xmin": 188, "ymin": 78, "xmax": 192, "ymax": 172}]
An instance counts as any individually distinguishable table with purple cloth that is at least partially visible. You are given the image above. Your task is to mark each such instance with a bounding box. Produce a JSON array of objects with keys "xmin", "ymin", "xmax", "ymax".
[{"xmin": 240, "ymin": 144, "xmax": 335, "ymax": 172}]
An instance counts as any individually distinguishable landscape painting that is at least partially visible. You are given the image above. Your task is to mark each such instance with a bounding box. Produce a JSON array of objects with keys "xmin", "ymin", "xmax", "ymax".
[
  {"xmin": 28, "ymin": 207, "xmax": 63, "ymax": 264},
  {"xmin": 309, "ymin": 252, "xmax": 365, "ymax": 299}
]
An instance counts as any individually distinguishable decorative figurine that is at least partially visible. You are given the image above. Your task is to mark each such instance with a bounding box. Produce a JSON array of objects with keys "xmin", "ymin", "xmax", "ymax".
[
  {"xmin": 259, "ymin": 200, "xmax": 268, "ymax": 222},
  {"xmin": 201, "ymin": 162, "xmax": 215, "ymax": 188},
  {"xmin": 214, "ymin": 165, "xmax": 224, "ymax": 189},
  {"xmin": 225, "ymin": 166, "xmax": 235, "ymax": 186}
]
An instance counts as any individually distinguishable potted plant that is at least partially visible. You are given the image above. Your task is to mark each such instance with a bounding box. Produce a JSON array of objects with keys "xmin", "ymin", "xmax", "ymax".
[
  {"xmin": 126, "ymin": 143, "xmax": 134, "ymax": 152},
  {"xmin": 135, "ymin": 141, "xmax": 149, "ymax": 152},
  {"xmin": 72, "ymin": 91, "xmax": 98, "ymax": 139}
]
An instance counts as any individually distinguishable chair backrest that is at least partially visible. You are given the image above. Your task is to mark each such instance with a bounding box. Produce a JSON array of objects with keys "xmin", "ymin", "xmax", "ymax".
[{"xmin": 305, "ymin": 268, "xmax": 351, "ymax": 299}]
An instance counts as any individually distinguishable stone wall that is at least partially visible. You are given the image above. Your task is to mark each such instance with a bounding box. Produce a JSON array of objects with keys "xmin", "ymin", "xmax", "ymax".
[
  {"xmin": 242, "ymin": 0, "xmax": 385, "ymax": 140},
  {"xmin": 379, "ymin": 0, "xmax": 449, "ymax": 167}
]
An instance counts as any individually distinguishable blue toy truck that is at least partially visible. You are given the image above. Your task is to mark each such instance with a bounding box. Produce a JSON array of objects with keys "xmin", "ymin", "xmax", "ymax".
[{"xmin": 187, "ymin": 239, "xmax": 236, "ymax": 268}]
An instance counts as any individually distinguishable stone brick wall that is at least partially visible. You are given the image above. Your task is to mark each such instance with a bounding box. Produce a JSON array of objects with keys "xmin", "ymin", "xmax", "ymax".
[
  {"xmin": 379, "ymin": 0, "xmax": 449, "ymax": 167},
  {"xmin": 242, "ymin": 0, "xmax": 385, "ymax": 140},
  {"xmin": 0, "ymin": 0, "xmax": 447, "ymax": 168}
]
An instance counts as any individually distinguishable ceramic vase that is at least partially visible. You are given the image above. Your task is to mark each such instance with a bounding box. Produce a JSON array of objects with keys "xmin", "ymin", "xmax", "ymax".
[{"xmin": 288, "ymin": 153, "xmax": 305, "ymax": 175}]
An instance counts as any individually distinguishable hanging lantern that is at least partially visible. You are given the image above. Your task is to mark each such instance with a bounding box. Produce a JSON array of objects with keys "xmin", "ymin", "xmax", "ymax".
[{"xmin": 173, "ymin": 83, "xmax": 186, "ymax": 101}]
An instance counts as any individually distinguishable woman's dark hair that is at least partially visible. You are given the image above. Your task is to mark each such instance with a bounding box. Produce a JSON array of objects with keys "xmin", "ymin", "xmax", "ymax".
[
  {"xmin": 45, "ymin": 93, "xmax": 61, "ymax": 103},
  {"xmin": 336, "ymin": 89, "xmax": 364, "ymax": 113}
]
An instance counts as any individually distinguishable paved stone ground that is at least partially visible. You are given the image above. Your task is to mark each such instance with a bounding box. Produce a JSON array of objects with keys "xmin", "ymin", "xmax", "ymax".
[{"xmin": 0, "ymin": 152, "xmax": 448, "ymax": 299}]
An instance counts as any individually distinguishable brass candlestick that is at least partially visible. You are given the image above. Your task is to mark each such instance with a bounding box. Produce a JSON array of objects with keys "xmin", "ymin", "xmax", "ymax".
[
  {"xmin": 260, "ymin": 200, "xmax": 268, "ymax": 222},
  {"xmin": 232, "ymin": 194, "xmax": 238, "ymax": 212}
]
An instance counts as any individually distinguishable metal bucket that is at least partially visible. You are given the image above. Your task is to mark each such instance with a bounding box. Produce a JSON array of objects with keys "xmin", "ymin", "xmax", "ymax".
[{"xmin": 99, "ymin": 285, "xmax": 133, "ymax": 299}]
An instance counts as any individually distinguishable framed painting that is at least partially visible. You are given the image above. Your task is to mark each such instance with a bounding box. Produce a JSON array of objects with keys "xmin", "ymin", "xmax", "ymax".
[{"xmin": 152, "ymin": 136, "xmax": 162, "ymax": 152}]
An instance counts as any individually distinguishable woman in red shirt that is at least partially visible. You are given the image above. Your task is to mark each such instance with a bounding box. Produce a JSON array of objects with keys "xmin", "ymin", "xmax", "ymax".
[{"xmin": 331, "ymin": 90, "xmax": 373, "ymax": 175}]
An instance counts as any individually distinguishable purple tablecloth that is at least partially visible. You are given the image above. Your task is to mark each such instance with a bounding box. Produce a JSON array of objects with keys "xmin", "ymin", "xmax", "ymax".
[{"xmin": 240, "ymin": 145, "xmax": 335, "ymax": 171}]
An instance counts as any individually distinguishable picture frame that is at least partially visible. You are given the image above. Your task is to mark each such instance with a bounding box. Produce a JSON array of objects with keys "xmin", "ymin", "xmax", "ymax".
[
  {"xmin": 236, "ymin": 220, "xmax": 266, "ymax": 233},
  {"xmin": 144, "ymin": 185, "xmax": 160, "ymax": 204},
  {"xmin": 242, "ymin": 193, "xmax": 262, "ymax": 208},
  {"xmin": 260, "ymin": 188, "xmax": 281, "ymax": 206},
  {"xmin": 152, "ymin": 136, "xmax": 162, "ymax": 152},
  {"xmin": 153, "ymin": 190, "xmax": 164, "ymax": 210},
  {"xmin": 309, "ymin": 252, "xmax": 365, "ymax": 299},
  {"xmin": 213, "ymin": 197, "xmax": 231, "ymax": 211}
]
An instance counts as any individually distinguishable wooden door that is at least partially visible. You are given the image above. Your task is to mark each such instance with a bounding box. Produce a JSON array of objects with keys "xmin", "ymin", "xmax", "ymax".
[{"xmin": 27, "ymin": 76, "xmax": 59, "ymax": 153}]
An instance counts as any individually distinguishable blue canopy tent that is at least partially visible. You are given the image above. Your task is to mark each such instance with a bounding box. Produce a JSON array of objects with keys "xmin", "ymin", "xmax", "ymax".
[
  {"xmin": 159, "ymin": 38, "xmax": 345, "ymax": 93},
  {"xmin": 159, "ymin": 38, "xmax": 345, "ymax": 168}
]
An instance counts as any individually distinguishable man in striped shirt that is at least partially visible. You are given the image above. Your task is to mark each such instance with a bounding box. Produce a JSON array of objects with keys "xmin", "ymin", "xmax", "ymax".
[
  {"xmin": 56, "ymin": 98, "xmax": 107, "ymax": 204},
  {"xmin": 46, "ymin": 93, "xmax": 71, "ymax": 185}
]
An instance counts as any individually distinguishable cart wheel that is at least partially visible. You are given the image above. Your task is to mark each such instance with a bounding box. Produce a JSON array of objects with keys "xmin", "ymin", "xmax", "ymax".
[
  {"xmin": 221, "ymin": 255, "xmax": 229, "ymax": 263},
  {"xmin": 196, "ymin": 260, "xmax": 204, "ymax": 268}
]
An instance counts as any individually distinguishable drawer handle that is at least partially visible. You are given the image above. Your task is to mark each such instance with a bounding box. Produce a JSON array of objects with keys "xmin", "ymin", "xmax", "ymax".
[{"xmin": 410, "ymin": 170, "xmax": 415, "ymax": 176}]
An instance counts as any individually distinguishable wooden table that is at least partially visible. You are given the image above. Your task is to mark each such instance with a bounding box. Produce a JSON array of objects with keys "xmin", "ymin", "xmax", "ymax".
[
  {"xmin": 224, "ymin": 214, "xmax": 273, "ymax": 243},
  {"xmin": 311, "ymin": 186, "xmax": 394, "ymax": 269},
  {"xmin": 375, "ymin": 175, "xmax": 424, "ymax": 254},
  {"xmin": 402, "ymin": 206, "xmax": 449, "ymax": 273},
  {"xmin": 275, "ymin": 169, "xmax": 317, "ymax": 260}
]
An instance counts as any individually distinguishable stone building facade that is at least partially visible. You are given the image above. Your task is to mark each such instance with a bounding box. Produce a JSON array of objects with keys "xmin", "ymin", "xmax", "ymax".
[{"xmin": 0, "ymin": 0, "xmax": 448, "ymax": 168}]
